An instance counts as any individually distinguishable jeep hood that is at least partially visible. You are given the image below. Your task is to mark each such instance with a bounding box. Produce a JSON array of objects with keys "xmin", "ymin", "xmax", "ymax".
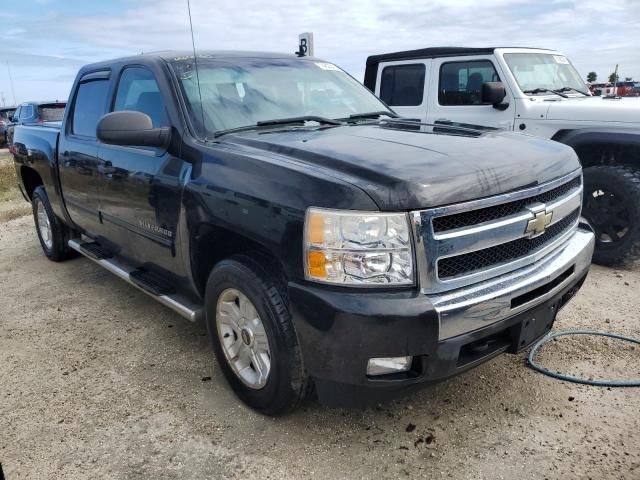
[
  {"xmin": 224, "ymin": 124, "xmax": 580, "ymax": 210},
  {"xmin": 546, "ymin": 96, "xmax": 640, "ymax": 124}
]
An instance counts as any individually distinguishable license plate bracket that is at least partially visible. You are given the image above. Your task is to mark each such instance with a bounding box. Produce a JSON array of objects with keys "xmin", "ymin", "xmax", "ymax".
[{"xmin": 515, "ymin": 301, "xmax": 559, "ymax": 352}]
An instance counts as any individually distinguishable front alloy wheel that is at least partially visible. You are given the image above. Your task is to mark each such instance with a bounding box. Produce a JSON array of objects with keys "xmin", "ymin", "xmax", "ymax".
[
  {"xmin": 216, "ymin": 288, "xmax": 271, "ymax": 389},
  {"xmin": 205, "ymin": 254, "xmax": 310, "ymax": 415}
]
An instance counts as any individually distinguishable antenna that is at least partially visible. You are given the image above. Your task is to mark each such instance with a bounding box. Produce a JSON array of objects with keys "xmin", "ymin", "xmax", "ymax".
[
  {"xmin": 6, "ymin": 62, "xmax": 16, "ymax": 105},
  {"xmin": 186, "ymin": 0, "xmax": 205, "ymax": 138}
]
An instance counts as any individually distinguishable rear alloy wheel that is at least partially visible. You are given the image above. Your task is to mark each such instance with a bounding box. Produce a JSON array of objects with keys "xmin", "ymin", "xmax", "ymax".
[
  {"xmin": 32, "ymin": 186, "xmax": 76, "ymax": 262},
  {"xmin": 582, "ymin": 165, "xmax": 640, "ymax": 266}
]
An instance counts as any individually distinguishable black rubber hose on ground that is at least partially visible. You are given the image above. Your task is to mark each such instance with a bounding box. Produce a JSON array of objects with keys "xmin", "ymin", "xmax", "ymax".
[{"xmin": 528, "ymin": 330, "xmax": 640, "ymax": 387}]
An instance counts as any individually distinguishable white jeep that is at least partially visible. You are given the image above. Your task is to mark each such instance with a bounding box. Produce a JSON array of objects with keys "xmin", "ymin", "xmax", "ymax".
[{"xmin": 364, "ymin": 47, "xmax": 640, "ymax": 266}]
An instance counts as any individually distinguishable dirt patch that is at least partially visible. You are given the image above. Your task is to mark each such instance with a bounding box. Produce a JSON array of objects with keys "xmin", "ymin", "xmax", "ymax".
[{"xmin": 0, "ymin": 214, "xmax": 639, "ymax": 479}]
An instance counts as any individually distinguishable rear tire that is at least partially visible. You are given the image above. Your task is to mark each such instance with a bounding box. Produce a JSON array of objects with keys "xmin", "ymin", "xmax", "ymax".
[
  {"xmin": 582, "ymin": 166, "xmax": 640, "ymax": 266},
  {"xmin": 204, "ymin": 253, "xmax": 310, "ymax": 415},
  {"xmin": 32, "ymin": 186, "xmax": 76, "ymax": 262}
]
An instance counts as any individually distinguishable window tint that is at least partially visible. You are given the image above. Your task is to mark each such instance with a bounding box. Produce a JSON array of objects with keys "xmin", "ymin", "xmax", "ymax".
[
  {"xmin": 379, "ymin": 64, "xmax": 425, "ymax": 106},
  {"xmin": 114, "ymin": 67, "xmax": 168, "ymax": 128},
  {"xmin": 72, "ymin": 80, "xmax": 110, "ymax": 137},
  {"xmin": 439, "ymin": 61, "xmax": 500, "ymax": 106}
]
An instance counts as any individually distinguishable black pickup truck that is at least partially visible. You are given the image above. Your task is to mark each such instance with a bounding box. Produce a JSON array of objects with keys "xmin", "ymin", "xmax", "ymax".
[{"xmin": 13, "ymin": 51, "xmax": 594, "ymax": 414}]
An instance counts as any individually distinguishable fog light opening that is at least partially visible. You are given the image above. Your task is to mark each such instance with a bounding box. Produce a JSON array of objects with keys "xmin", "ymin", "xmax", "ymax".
[{"xmin": 367, "ymin": 356, "xmax": 413, "ymax": 376}]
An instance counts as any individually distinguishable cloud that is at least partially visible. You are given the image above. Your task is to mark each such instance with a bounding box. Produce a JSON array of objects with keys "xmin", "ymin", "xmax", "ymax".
[{"xmin": 0, "ymin": 0, "xmax": 638, "ymax": 102}]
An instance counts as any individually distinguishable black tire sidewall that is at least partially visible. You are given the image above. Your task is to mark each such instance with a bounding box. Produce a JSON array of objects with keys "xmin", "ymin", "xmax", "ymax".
[
  {"xmin": 204, "ymin": 257, "xmax": 304, "ymax": 415},
  {"xmin": 583, "ymin": 166, "xmax": 640, "ymax": 266}
]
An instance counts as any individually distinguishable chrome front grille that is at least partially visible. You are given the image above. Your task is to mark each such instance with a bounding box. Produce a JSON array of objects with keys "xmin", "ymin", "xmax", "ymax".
[
  {"xmin": 411, "ymin": 170, "xmax": 583, "ymax": 294},
  {"xmin": 432, "ymin": 176, "xmax": 582, "ymax": 232}
]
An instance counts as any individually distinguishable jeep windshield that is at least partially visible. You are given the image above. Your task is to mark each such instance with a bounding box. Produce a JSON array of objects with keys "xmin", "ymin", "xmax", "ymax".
[
  {"xmin": 170, "ymin": 56, "xmax": 392, "ymax": 139},
  {"xmin": 504, "ymin": 53, "xmax": 587, "ymax": 96}
]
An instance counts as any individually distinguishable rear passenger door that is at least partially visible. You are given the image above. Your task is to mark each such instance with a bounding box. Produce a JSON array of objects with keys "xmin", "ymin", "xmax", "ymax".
[
  {"xmin": 96, "ymin": 65, "xmax": 183, "ymax": 269},
  {"xmin": 58, "ymin": 71, "xmax": 111, "ymax": 234},
  {"xmin": 375, "ymin": 60, "xmax": 431, "ymax": 120},
  {"xmin": 425, "ymin": 56, "xmax": 514, "ymax": 130}
]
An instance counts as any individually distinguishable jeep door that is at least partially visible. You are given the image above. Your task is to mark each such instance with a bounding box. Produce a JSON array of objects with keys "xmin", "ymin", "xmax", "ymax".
[{"xmin": 425, "ymin": 56, "xmax": 515, "ymax": 131}]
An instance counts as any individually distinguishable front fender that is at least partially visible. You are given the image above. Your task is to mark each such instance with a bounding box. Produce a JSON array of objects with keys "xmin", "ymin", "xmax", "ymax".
[{"xmin": 552, "ymin": 128, "xmax": 640, "ymax": 149}]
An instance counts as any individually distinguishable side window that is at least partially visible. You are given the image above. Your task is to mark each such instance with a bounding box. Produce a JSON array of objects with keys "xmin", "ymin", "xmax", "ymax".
[
  {"xmin": 72, "ymin": 79, "xmax": 110, "ymax": 137},
  {"xmin": 12, "ymin": 107, "xmax": 21, "ymax": 121},
  {"xmin": 439, "ymin": 61, "xmax": 500, "ymax": 106},
  {"xmin": 114, "ymin": 67, "xmax": 168, "ymax": 128},
  {"xmin": 20, "ymin": 105, "xmax": 33, "ymax": 121},
  {"xmin": 379, "ymin": 64, "xmax": 425, "ymax": 106}
]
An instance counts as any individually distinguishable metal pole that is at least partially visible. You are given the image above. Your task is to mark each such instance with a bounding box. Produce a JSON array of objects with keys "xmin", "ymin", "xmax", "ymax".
[{"xmin": 6, "ymin": 62, "xmax": 16, "ymax": 105}]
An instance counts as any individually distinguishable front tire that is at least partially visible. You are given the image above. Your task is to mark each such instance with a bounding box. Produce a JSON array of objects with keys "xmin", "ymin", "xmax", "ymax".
[
  {"xmin": 204, "ymin": 254, "xmax": 310, "ymax": 415},
  {"xmin": 582, "ymin": 166, "xmax": 640, "ymax": 266},
  {"xmin": 32, "ymin": 186, "xmax": 76, "ymax": 262}
]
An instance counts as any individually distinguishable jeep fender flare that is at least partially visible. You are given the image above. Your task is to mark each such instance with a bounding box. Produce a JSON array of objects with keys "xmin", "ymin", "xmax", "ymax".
[{"xmin": 551, "ymin": 128, "xmax": 640, "ymax": 150}]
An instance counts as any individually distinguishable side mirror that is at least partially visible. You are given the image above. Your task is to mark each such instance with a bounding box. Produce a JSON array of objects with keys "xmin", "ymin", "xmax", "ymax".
[
  {"xmin": 481, "ymin": 82, "xmax": 509, "ymax": 110},
  {"xmin": 97, "ymin": 111, "xmax": 170, "ymax": 148}
]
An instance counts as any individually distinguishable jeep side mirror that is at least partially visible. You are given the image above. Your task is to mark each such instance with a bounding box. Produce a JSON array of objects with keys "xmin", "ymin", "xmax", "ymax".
[
  {"xmin": 481, "ymin": 82, "xmax": 509, "ymax": 111},
  {"xmin": 97, "ymin": 111, "xmax": 171, "ymax": 148}
]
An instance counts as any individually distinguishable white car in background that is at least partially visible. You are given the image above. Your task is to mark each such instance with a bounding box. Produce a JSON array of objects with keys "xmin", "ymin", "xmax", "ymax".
[{"xmin": 364, "ymin": 47, "xmax": 640, "ymax": 266}]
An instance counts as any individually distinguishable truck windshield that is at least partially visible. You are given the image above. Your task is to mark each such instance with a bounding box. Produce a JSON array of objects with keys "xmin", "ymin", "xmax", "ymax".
[
  {"xmin": 169, "ymin": 56, "xmax": 391, "ymax": 138},
  {"xmin": 503, "ymin": 53, "xmax": 587, "ymax": 96}
]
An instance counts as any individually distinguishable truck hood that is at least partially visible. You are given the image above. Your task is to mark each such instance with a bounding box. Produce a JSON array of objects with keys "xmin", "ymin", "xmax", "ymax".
[
  {"xmin": 546, "ymin": 96, "xmax": 640, "ymax": 124},
  {"xmin": 224, "ymin": 124, "xmax": 580, "ymax": 210}
]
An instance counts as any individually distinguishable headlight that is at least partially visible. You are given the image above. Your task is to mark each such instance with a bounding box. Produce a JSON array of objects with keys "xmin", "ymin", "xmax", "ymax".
[{"xmin": 304, "ymin": 207, "xmax": 414, "ymax": 286}]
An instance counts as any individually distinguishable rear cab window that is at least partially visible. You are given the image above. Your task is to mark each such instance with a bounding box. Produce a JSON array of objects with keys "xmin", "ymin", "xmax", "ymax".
[
  {"xmin": 439, "ymin": 60, "xmax": 500, "ymax": 106},
  {"xmin": 38, "ymin": 103, "xmax": 66, "ymax": 122},
  {"xmin": 379, "ymin": 64, "xmax": 426, "ymax": 106},
  {"xmin": 71, "ymin": 72, "xmax": 111, "ymax": 138}
]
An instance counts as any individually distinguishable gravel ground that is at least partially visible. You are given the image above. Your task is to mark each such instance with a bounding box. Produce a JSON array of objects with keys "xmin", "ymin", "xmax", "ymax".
[{"xmin": 0, "ymin": 148, "xmax": 639, "ymax": 479}]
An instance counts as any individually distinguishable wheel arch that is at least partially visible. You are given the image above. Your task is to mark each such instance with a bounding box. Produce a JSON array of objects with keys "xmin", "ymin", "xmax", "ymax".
[
  {"xmin": 551, "ymin": 129, "xmax": 640, "ymax": 169},
  {"xmin": 19, "ymin": 166, "xmax": 44, "ymax": 200},
  {"xmin": 190, "ymin": 223, "xmax": 289, "ymax": 298}
]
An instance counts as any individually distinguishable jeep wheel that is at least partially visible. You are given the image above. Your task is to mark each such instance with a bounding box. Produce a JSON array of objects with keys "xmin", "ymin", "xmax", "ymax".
[
  {"xmin": 32, "ymin": 186, "xmax": 76, "ymax": 262},
  {"xmin": 204, "ymin": 254, "xmax": 310, "ymax": 415},
  {"xmin": 582, "ymin": 166, "xmax": 640, "ymax": 266}
]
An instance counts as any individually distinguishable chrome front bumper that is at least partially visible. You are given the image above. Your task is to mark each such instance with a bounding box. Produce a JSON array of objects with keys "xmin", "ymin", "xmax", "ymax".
[{"xmin": 430, "ymin": 228, "xmax": 594, "ymax": 340}]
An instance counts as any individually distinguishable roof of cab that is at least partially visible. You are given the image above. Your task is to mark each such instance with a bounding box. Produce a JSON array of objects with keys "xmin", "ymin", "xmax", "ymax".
[{"xmin": 78, "ymin": 50, "xmax": 306, "ymax": 73}]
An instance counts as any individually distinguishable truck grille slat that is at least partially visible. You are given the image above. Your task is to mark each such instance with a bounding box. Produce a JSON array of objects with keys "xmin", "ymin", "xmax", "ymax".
[
  {"xmin": 432, "ymin": 176, "xmax": 581, "ymax": 232},
  {"xmin": 437, "ymin": 210, "xmax": 580, "ymax": 279}
]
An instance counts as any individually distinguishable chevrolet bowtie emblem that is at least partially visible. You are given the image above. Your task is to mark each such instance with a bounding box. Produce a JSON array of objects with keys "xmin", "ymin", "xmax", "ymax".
[{"xmin": 525, "ymin": 203, "xmax": 553, "ymax": 237}]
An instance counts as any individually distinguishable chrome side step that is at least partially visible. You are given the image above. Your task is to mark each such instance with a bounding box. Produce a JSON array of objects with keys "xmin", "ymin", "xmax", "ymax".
[{"xmin": 68, "ymin": 239, "xmax": 203, "ymax": 323}]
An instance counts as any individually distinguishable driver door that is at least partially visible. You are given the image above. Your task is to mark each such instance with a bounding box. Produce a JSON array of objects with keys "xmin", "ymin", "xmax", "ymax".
[{"xmin": 425, "ymin": 56, "xmax": 515, "ymax": 131}]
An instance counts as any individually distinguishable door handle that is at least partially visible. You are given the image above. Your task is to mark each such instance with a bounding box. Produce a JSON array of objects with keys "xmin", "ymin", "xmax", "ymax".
[{"xmin": 98, "ymin": 161, "xmax": 116, "ymax": 176}]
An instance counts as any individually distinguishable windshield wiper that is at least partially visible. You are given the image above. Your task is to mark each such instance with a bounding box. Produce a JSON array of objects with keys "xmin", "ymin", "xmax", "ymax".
[
  {"xmin": 556, "ymin": 86, "xmax": 589, "ymax": 96},
  {"xmin": 346, "ymin": 111, "xmax": 399, "ymax": 120},
  {"xmin": 256, "ymin": 115, "xmax": 342, "ymax": 126},
  {"xmin": 523, "ymin": 88, "xmax": 569, "ymax": 98},
  {"xmin": 212, "ymin": 116, "xmax": 342, "ymax": 138}
]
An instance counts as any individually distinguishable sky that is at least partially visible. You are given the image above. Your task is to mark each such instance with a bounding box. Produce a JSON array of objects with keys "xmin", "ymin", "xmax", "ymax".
[{"xmin": 0, "ymin": 0, "xmax": 638, "ymax": 105}]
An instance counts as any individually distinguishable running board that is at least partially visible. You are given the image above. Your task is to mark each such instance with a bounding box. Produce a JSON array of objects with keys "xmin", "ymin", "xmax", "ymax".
[{"xmin": 68, "ymin": 239, "xmax": 203, "ymax": 323}]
